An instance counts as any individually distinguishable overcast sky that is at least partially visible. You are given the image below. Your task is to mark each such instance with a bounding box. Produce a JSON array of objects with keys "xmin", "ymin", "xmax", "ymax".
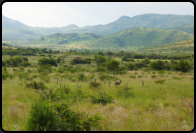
[{"xmin": 2, "ymin": 2, "xmax": 194, "ymax": 28}]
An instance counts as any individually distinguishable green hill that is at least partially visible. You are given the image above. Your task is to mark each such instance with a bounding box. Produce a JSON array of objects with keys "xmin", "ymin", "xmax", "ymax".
[
  {"xmin": 136, "ymin": 39, "xmax": 194, "ymax": 55},
  {"xmin": 166, "ymin": 24, "xmax": 194, "ymax": 34},
  {"xmin": 85, "ymin": 27, "xmax": 194, "ymax": 51},
  {"xmin": 30, "ymin": 33, "xmax": 102, "ymax": 45}
]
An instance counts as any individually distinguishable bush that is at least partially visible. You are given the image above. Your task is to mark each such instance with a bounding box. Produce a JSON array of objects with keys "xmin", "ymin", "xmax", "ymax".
[
  {"xmin": 106, "ymin": 59, "xmax": 119, "ymax": 73},
  {"xmin": 89, "ymin": 81, "xmax": 101, "ymax": 89},
  {"xmin": 26, "ymin": 98, "xmax": 103, "ymax": 131},
  {"xmin": 19, "ymin": 61, "xmax": 31, "ymax": 67},
  {"xmin": 38, "ymin": 57, "xmax": 57, "ymax": 67},
  {"xmin": 126, "ymin": 63, "xmax": 134, "ymax": 70},
  {"xmin": 89, "ymin": 92, "xmax": 114, "ymax": 105},
  {"xmin": 25, "ymin": 81, "xmax": 47, "ymax": 90},
  {"xmin": 26, "ymin": 99, "xmax": 58, "ymax": 131},
  {"xmin": 150, "ymin": 60, "xmax": 165, "ymax": 70},
  {"xmin": 116, "ymin": 85, "xmax": 134, "ymax": 98},
  {"xmin": 77, "ymin": 73, "xmax": 87, "ymax": 81},
  {"xmin": 2, "ymin": 66, "xmax": 9, "ymax": 80},
  {"xmin": 172, "ymin": 59, "xmax": 191, "ymax": 72}
]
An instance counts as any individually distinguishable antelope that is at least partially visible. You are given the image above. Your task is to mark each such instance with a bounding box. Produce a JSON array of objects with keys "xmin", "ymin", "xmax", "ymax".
[
  {"xmin": 141, "ymin": 80, "xmax": 144, "ymax": 86},
  {"xmin": 115, "ymin": 80, "xmax": 122, "ymax": 86},
  {"xmin": 108, "ymin": 82, "xmax": 111, "ymax": 88},
  {"xmin": 94, "ymin": 79, "xmax": 96, "ymax": 82},
  {"xmin": 57, "ymin": 78, "xmax": 59, "ymax": 84},
  {"xmin": 101, "ymin": 79, "xmax": 106, "ymax": 85}
]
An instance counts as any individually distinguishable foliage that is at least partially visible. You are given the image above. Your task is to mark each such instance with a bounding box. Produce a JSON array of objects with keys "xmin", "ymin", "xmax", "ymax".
[
  {"xmin": 38, "ymin": 57, "xmax": 57, "ymax": 67},
  {"xmin": 89, "ymin": 81, "xmax": 101, "ymax": 89},
  {"xmin": 19, "ymin": 61, "xmax": 31, "ymax": 67},
  {"xmin": 150, "ymin": 60, "xmax": 165, "ymax": 70},
  {"xmin": 37, "ymin": 64, "xmax": 52, "ymax": 74},
  {"xmin": 93, "ymin": 55, "xmax": 106, "ymax": 65},
  {"xmin": 106, "ymin": 59, "xmax": 119, "ymax": 73},
  {"xmin": 172, "ymin": 59, "xmax": 191, "ymax": 72},
  {"xmin": 77, "ymin": 73, "xmax": 87, "ymax": 81},
  {"xmin": 126, "ymin": 63, "xmax": 134, "ymax": 70},
  {"xmin": 26, "ymin": 96, "xmax": 103, "ymax": 131},
  {"xmin": 25, "ymin": 81, "xmax": 47, "ymax": 90},
  {"xmin": 89, "ymin": 92, "xmax": 114, "ymax": 105},
  {"xmin": 116, "ymin": 85, "xmax": 134, "ymax": 98},
  {"xmin": 2, "ymin": 66, "xmax": 9, "ymax": 80}
]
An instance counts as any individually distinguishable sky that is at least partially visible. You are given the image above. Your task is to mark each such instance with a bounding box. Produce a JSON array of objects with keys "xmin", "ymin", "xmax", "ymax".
[{"xmin": 2, "ymin": 2, "xmax": 194, "ymax": 28}]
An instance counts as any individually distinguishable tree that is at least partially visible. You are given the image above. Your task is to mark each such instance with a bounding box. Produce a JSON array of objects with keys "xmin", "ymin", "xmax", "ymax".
[
  {"xmin": 150, "ymin": 60, "xmax": 165, "ymax": 70},
  {"xmin": 94, "ymin": 55, "xmax": 106, "ymax": 65},
  {"xmin": 38, "ymin": 57, "xmax": 57, "ymax": 67},
  {"xmin": 126, "ymin": 63, "xmax": 134, "ymax": 70},
  {"xmin": 106, "ymin": 59, "xmax": 119, "ymax": 73},
  {"xmin": 172, "ymin": 59, "xmax": 191, "ymax": 72}
]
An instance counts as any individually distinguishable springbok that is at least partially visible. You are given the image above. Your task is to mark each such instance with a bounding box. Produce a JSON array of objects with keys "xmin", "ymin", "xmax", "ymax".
[
  {"xmin": 141, "ymin": 80, "xmax": 144, "ymax": 86},
  {"xmin": 108, "ymin": 82, "xmax": 111, "ymax": 88},
  {"xmin": 57, "ymin": 78, "xmax": 59, "ymax": 84},
  {"xmin": 115, "ymin": 80, "xmax": 122, "ymax": 86}
]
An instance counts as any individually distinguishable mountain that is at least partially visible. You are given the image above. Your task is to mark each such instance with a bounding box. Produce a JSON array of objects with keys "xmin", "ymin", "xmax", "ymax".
[
  {"xmin": 136, "ymin": 39, "xmax": 194, "ymax": 55},
  {"xmin": 30, "ymin": 32, "xmax": 102, "ymax": 45},
  {"xmin": 2, "ymin": 14, "xmax": 194, "ymax": 41},
  {"xmin": 85, "ymin": 27, "xmax": 194, "ymax": 51},
  {"xmin": 63, "ymin": 14, "xmax": 194, "ymax": 36}
]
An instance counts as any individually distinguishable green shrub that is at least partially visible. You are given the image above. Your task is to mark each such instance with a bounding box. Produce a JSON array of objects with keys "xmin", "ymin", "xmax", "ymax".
[
  {"xmin": 126, "ymin": 63, "xmax": 134, "ymax": 70},
  {"xmin": 89, "ymin": 81, "xmax": 101, "ymax": 89},
  {"xmin": 19, "ymin": 61, "xmax": 31, "ymax": 67},
  {"xmin": 172, "ymin": 59, "xmax": 191, "ymax": 72},
  {"xmin": 116, "ymin": 85, "xmax": 134, "ymax": 98},
  {"xmin": 25, "ymin": 81, "xmax": 47, "ymax": 90},
  {"xmin": 26, "ymin": 98, "xmax": 103, "ymax": 131},
  {"xmin": 89, "ymin": 92, "xmax": 114, "ymax": 105},
  {"xmin": 77, "ymin": 73, "xmax": 87, "ymax": 81},
  {"xmin": 26, "ymin": 99, "xmax": 58, "ymax": 131}
]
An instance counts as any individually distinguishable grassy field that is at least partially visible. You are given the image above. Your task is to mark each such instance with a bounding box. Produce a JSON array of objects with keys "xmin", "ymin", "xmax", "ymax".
[{"xmin": 2, "ymin": 54, "xmax": 194, "ymax": 131}]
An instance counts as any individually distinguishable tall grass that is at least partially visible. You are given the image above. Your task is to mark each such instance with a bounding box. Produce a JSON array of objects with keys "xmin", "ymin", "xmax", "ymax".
[{"xmin": 2, "ymin": 64, "xmax": 194, "ymax": 131}]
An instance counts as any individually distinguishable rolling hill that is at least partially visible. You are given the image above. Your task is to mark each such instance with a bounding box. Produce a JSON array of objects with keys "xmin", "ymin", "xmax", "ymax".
[
  {"xmin": 85, "ymin": 27, "xmax": 194, "ymax": 51},
  {"xmin": 166, "ymin": 24, "xmax": 194, "ymax": 34},
  {"xmin": 136, "ymin": 39, "xmax": 194, "ymax": 55},
  {"xmin": 30, "ymin": 33, "xmax": 102, "ymax": 45}
]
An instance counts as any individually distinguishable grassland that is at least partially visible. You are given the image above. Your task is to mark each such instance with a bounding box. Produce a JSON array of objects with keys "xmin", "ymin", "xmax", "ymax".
[{"xmin": 2, "ymin": 53, "xmax": 194, "ymax": 131}]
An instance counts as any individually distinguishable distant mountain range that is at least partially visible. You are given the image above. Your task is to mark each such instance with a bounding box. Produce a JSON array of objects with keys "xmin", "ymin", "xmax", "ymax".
[{"xmin": 2, "ymin": 14, "xmax": 194, "ymax": 41}]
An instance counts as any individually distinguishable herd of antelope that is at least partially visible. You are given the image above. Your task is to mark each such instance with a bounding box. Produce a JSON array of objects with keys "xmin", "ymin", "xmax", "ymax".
[{"xmin": 56, "ymin": 78, "xmax": 144, "ymax": 87}]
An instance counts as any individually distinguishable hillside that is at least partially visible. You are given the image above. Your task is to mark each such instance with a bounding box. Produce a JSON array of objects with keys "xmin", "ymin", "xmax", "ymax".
[
  {"xmin": 136, "ymin": 39, "xmax": 194, "ymax": 55},
  {"xmin": 166, "ymin": 24, "xmax": 194, "ymax": 34},
  {"xmin": 30, "ymin": 33, "xmax": 102, "ymax": 45},
  {"xmin": 85, "ymin": 27, "xmax": 194, "ymax": 51},
  {"xmin": 2, "ymin": 14, "xmax": 194, "ymax": 41}
]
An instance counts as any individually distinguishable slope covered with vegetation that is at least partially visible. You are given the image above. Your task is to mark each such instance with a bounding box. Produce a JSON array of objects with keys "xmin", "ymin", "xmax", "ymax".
[
  {"xmin": 136, "ymin": 39, "xmax": 194, "ymax": 55},
  {"xmin": 30, "ymin": 33, "xmax": 103, "ymax": 45},
  {"xmin": 86, "ymin": 27, "xmax": 194, "ymax": 51}
]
